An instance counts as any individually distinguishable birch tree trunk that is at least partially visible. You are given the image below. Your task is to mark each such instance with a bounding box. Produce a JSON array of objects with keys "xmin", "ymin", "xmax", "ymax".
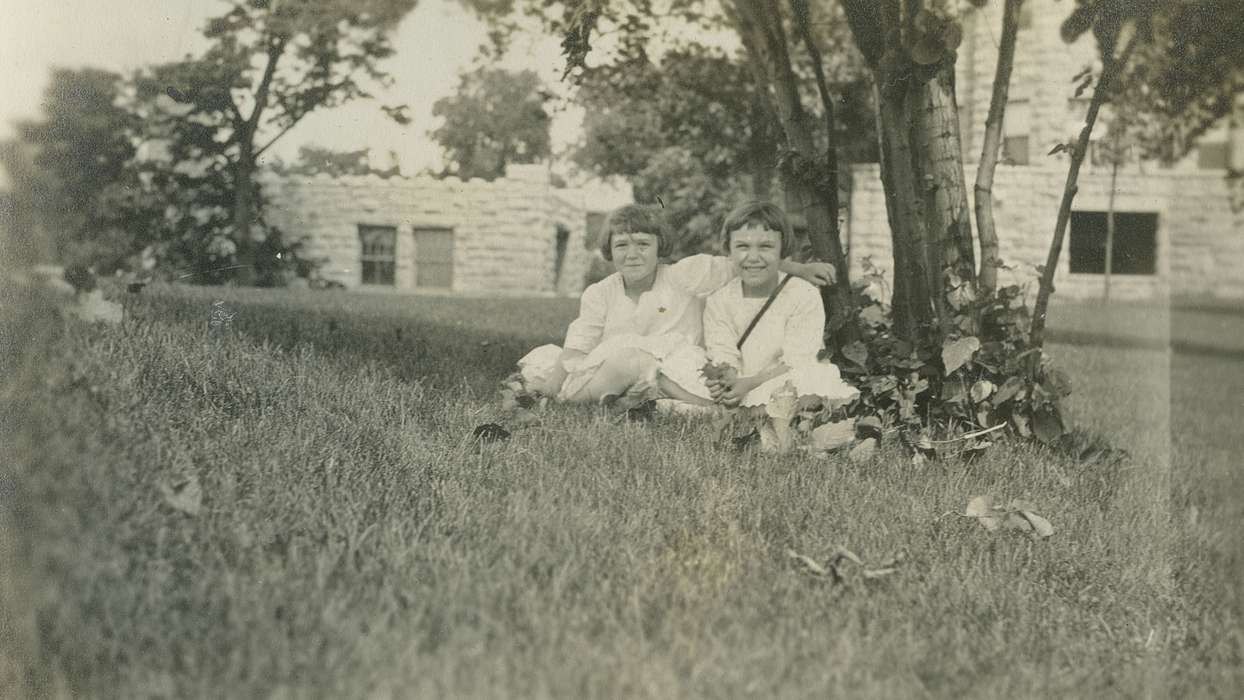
[
  {"xmin": 1030, "ymin": 32, "xmax": 1139, "ymax": 355},
  {"xmin": 974, "ymin": 0, "xmax": 1024, "ymax": 296}
]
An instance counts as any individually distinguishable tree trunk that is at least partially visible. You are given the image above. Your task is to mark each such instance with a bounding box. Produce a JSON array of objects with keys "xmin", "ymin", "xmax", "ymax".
[
  {"xmin": 731, "ymin": 0, "xmax": 854, "ymax": 336},
  {"xmin": 974, "ymin": 0, "xmax": 1023, "ymax": 296},
  {"xmin": 842, "ymin": 0, "xmax": 976, "ymax": 342},
  {"xmin": 1104, "ymin": 159, "xmax": 1117, "ymax": 301},
  {"xmin": 233, "ymin": 142, "xmax": 257, "ymax": 284},
  {"xmin": 1031, "ymin": 32, "xmax": 1139, "ymax": 357}
]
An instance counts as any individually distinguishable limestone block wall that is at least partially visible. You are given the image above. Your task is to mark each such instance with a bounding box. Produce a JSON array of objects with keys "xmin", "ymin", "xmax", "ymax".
[
  {"xmin": 260, "ymin": 165, "xmax": 598, "ymax": 296},
  {"xmin": 847, "ymin": 164, "xmax": 1244, "ymax": 301}
]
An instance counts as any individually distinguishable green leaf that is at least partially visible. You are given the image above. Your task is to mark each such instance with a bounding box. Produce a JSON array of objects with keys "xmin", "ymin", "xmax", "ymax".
[
  {"xmin": 842, "ymin": 341, "xmax": 869, "ymax": 367},
  {"xmin": 941, "ymin": 336, "xmax": 980, "ymax": 375},
  {"xmin": 859, "ymin": 304, "xmax": 887, "ymax": 327},
  {"xmin": 1032, "ymin": 406, "xmax": 1065, "ymax": 444},
  {"xmin": 970, "ymin": 379, "xmax": 995, "ymax": 403},
  {"xmin": 992, "ymin": 375, "xmax": 1025, "ymax": 405}
]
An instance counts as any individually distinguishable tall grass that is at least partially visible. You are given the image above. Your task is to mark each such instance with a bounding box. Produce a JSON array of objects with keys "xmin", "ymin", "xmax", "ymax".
[{"xmin": 2, "ymin": 283, "xmax": 1239, "ymax": 698}]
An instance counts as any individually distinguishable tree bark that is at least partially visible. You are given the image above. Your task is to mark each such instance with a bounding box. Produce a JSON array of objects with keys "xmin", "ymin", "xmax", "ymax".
[
  {"xmin": 841, "ymin": 0, "xmax": 977, "ymax": 342},
  {"xmin": 974, "ymin": 0, "xmax": 1023, "ymax": 296},
  {"xmin": 1030, "ymin": 32, "xmax": 1139, "ymax": 357},
  {"xmin": 730, "ymin": 0, "xmax": 854, "ymax": 335},
  {"xmin": 1104, "ymin": 157, "xmax": 1117, "ymax": 302}
]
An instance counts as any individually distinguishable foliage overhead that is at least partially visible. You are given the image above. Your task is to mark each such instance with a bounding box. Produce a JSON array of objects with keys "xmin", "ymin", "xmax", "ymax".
[
  {"xmin": 430, "ymin": 67, "xmax": 552, "ymax": 181},
  {"xmin": 1064, "ymin": 0, "xmax": 1242, "ymax": 158},
  {"xmin": 268, "ymin": 144, "xmax": 401, "ymax": 177}
]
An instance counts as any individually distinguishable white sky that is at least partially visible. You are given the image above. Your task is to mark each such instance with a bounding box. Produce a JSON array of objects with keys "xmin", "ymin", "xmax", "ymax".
[{"xmin": 0, "ymin": 0, "xmax": 582, "ymax": 176}]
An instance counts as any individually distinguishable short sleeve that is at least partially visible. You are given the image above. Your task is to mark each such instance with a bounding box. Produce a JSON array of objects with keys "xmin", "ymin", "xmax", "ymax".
[
  {"xmin": 667, "ymin": 254, "xmax": 736, "ymax": 297},
  {"xmin": 563, "ymin": 281, "xmax": 608, "ymax": 354},
  {"xmin": 703, "ymin": 292, "xmax": 743, "ymax": 370},
  {"xmin": 779, "ymin": 283, "xmax": 826, "ymax": 368}
]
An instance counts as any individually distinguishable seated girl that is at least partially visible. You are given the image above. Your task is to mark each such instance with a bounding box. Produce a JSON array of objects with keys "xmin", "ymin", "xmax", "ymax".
[
  {"xmin": 517, "ymin": 204, "xmax": 835, "ymax": 404},
  {"xmin": 660, "ymin": 201, "xmax": 858, "ymax": 408}
]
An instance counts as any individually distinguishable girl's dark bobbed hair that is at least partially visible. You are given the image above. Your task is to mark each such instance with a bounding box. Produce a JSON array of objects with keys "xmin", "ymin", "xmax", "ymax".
[
  {"xmin": 599, "ymin": 204, "xmax": 673, "ymax": 261},
  {"xmin": 720, "ymin": 200, "xmax": 795, "ymax": 257}
]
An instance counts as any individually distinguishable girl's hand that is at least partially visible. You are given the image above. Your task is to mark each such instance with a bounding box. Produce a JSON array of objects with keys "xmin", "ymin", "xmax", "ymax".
[
  {"xmin": 720, "ymin": 374, "xmax": 760, "ymax": 407},
  {"xmin": 706, "ymin": 367, "xmax": 738, "ymax": 402},
  {"xmin": 787, "ymin": 261, "xmax": 837, "ymax": 287}
]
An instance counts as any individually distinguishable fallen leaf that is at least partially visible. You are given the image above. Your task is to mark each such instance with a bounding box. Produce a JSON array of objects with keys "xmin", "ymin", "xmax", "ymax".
[
  {"xmin": 965, "ymin": 495, "xmax": 1001, "ymax": 531},
  {"xmin": 160, "ymin": 475, "xmax": 202, "ymax": 516},
  {"xmin": 786, "ymin": 549, "xmax": 827, "ymax": 576},
  {"xmin": 848, "ymin": 437, "xmax": 878, "ymax": 464},
  {"xmin": 811, "ymin": 419, "xmax": 856, "ymax": 452},
  {"xmin": 862, "ymin": 567, "xmax": 898, "ymax": 579},
  {"xmin": 941, "ymin": 336, "xmax": 981, "ymax": 375}
]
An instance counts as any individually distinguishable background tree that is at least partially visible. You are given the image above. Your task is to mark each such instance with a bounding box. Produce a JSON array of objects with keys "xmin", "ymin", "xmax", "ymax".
[
  {"xmin": 0, "ymin": 68, "xmax": 140, "ymax": 271},
  {"xmin": 132, "ymin": 0, "xmax": 417, "ymax": 282},
  {"xmin": 1031, "ymin": 0, "xmax": 1243, "ymax": 353},
  {"xmin": 430, "ymin": 67, "xmax": 553, "ymax": 181},
  {"xmin": 268, "ymin": 144, "xmax": 401, "ymax": 177}
]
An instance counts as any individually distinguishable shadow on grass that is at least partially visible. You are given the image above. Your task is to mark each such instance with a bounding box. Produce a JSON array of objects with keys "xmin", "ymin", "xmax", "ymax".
[
  {"xmin": 129, "ymin": 291, "xmax": 556, "ymax": 397},
  {"xmin": 1046, "ymin": 329, "xmax": 1244, "ymax": 361}
]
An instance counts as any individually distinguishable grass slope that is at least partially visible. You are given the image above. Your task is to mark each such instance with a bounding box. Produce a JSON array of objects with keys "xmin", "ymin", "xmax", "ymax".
[{"xmin": 2, "ymin": 283, "xmax": 1240, "ymax": 698}]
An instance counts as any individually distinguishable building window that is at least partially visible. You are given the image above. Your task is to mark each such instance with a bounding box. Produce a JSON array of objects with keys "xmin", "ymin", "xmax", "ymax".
[
  {"xmin": 414, "ymin": 227, "xmax": 454, "ymax": 289},
  {"xmin": 1069, "ymin": 211, "xmax": 1158, "ymax": 275},
  {"xmin": 585, "ymin": 211, "xmax": 606, "ymax": 250},
  {"xmin": 1002, "ymin": 100, "xmax": 1030, "ymax": 165},
  {"xmin": 1197, "ymin": 141, "xmax": 1230, "ymax": 169},
  {"xmin": 358, "ymin": 225, "xmax": 396, "ymax": 285}
]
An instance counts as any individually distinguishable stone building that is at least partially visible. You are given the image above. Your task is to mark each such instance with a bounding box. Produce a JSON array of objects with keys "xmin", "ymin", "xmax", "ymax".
[
  {"xmin": 262, "ymin": 164, "xmax": 627, "ymax": 296},
  {"xmin": 845, "ymin": 0, "xmax": 1244, "ymax": 300}
]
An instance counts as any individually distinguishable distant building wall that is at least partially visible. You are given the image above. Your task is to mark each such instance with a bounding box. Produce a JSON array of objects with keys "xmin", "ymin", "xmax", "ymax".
[
  {"xmin": 847, "ymin": 163, "xmax": 1244, "ymax": 301},
  {"xmin": 835, "ymin": 0, "xmax": 1243, "ymax": 302},
  {"xmin": 261, "ymin": 165, "xmax": 608, "ymax": 296}
]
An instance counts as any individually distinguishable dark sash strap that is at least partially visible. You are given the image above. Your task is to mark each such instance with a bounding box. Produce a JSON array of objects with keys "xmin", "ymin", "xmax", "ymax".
[{"xmin": 736, "ymin": 274, "xmax": 792, "ymax": 350}]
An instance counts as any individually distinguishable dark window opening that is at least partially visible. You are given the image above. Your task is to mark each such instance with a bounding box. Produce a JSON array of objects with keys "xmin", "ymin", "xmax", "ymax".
[
  {"xmin": 1197, "ymin": 142, "xmax": 1229, "ymax": 169},
  {"xmin": 552, "ymin": 225, "xmax": 570, "ymax": 289},
  {"xmin": 585, "ymin": 211, "xmax": 607, "ymax": 250},
  {"xmin": 1069, "ymin": 211, "xmax": 1158, "ymax": 275},
  {"xmin": 1002, "ymin": 135, "xmax": 1030, "ymax": 165},
  {"xmin": 358, "ymin": 225, "xmax": 396, "ymax": 285},
  {"xmin": 414, "ymin": 227, "xmax": 454, "ymax": 288}
]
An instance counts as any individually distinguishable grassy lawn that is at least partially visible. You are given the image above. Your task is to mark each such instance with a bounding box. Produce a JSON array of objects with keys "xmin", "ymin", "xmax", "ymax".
[{"xmin": 2, "ymin": 283, "xmax": 1240, "ymax": 698}]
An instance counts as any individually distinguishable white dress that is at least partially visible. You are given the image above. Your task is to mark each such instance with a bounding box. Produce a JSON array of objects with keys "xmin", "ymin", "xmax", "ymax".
[
  {"xmin": 518, "ymin": 255, "xmax": 736, "ymax": 400},
  {"xmin": 661, "ymin": 277, "xmax": 859, "ymax": 407}
]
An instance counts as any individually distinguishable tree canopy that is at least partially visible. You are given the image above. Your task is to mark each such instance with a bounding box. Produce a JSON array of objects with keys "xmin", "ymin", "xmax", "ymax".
[
  {"xmin": 0, "ymin": 68, "xmax": 139, "ymax": 270},
  {"xmin": 430, "ymin": 67, "xmax": 553, "ymax": 181},
  {"xmin": 130, "ymin": 0, "xmax": 418, "ymax": 282}
]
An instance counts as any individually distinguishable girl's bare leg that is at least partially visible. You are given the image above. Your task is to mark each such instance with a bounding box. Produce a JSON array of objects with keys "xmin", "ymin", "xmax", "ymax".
[
  {"xmin": 563, "ymin": 351, "xmax": 659, "ymax": 404},
  {"xmin": 656, "ymin": 374, "xmax": 715, "ymax": 406}
]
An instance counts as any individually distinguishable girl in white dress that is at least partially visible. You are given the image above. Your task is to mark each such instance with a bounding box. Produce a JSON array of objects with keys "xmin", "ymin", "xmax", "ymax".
[
  {"xmin": 518, "ymin": 204, "xmax": 834, "ymax": 404},
  {"xmin": 660, "ymin": 201, "xmax": 859, "ymax": 408}
]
